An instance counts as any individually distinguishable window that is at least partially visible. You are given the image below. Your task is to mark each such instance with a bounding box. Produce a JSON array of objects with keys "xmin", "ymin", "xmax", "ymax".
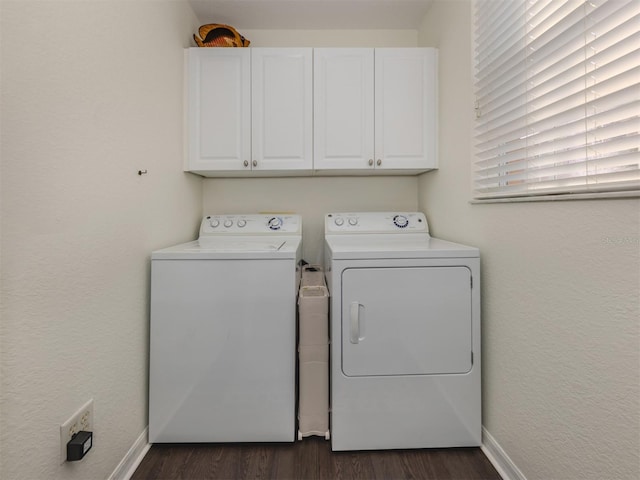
[{"xmin": 473, "ymin": 0, "xmax": 640, "ymax": 200}]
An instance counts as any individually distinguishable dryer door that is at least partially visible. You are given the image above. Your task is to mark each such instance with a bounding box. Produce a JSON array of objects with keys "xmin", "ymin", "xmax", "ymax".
[{"xmin": 341, "ymin": 266, "xmax": 472, "ymax": 376}]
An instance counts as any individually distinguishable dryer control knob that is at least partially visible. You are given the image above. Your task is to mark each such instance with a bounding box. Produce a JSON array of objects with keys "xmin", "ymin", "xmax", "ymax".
[
  {"xmin": 209, "ymin": 219, "xmax": 220, "ymax": 228},
  {"xmin": 334, "ymin": 217, "xmax": 344, "ymax": 226},
  {"xmin": 393, "ymin": 215, "xmax": 409, "ymax": 228},
  {"xmin": 348, "ymin": 217, "xmax": 358, "ymax": 226},
  {"xmin": 224, "ymin": 219, "xmax": 233, "ymax": 228},
  {"xmin": 237, "ymin": 219, "xmax": 247, "ymax": 228},
  {"xmin": 268, "ymin": 217, "xmax": 282, "ymax": 230}
]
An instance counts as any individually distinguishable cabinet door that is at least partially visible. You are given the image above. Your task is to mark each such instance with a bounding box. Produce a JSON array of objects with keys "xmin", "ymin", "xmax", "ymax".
[
  {"xmin": 186, "ymin": 48, "xmax": 251, "ymax": 172},
  {"xmin": 252, "ymin": 48, "xmax": 313, "ymax": 171},
  {"xmin": 375, "ymin": 48, "xmax": 438, "ymax": 170},
  {"xmin": 314, "ymin": 49, "xmax": 374, "ymax": 170}
]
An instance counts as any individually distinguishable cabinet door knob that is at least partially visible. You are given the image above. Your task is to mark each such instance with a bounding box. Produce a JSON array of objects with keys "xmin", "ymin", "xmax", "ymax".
[
  {"xmin": 368, "ymin": 159, "xmax": 374, "ymax": 166},
  {"xmin": 243, "ymin": 160, "xmax": 249, "ymax": 167},
  {"xmin": 252, "ymin": 160, "xmax": 258, "ymax": 167},
  {"xmin": 377, "ymin": 159, "xmax": 382, "ymax": 166}
]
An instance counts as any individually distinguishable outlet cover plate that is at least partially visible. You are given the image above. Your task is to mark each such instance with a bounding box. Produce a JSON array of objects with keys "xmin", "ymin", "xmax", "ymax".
[{"xmin": 60, "ymin": 399, "xmax": 93, "ymax": 464}]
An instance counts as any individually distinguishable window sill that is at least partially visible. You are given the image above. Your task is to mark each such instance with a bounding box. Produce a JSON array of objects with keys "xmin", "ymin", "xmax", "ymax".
[{"xmin": 470, "ymin": 191, "xmax": 640, "ymax": 204}]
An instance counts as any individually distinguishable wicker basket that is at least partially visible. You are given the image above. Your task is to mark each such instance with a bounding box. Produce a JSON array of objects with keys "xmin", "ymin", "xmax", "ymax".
[{"xmin": 194, "ymin": 24, "xmax": 250, "ymax": 47}]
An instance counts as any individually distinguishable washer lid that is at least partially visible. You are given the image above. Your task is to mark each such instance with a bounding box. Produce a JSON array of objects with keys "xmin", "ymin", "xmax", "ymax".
[
  {"xmin": 325, "ymin": 234, "xmax": 479, "ymax": 259},
  {"xmin": 152, "ymin": 236, "xmax": 301, "ymax": 260}
]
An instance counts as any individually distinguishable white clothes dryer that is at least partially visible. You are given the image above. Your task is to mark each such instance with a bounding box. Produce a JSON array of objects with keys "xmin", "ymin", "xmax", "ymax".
[
  {"xmin": 149, "ymin": 214, "xmax": 302, "ymax": 443},
  {"xmin": 324, "ymin": 212, "xmax": 481, "ymax": 451}
]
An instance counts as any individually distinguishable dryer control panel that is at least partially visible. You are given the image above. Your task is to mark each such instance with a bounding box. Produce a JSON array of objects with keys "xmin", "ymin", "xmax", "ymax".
[
  {"xmin": 325, "ymin": 212, "xmax": 429, "ymax": 234},
  {"xmin": 200, "ymin": 214, "xmax": 301, "ymax": 237}
]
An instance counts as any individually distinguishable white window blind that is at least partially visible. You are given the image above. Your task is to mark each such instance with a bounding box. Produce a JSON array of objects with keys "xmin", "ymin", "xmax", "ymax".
[{"xmin": 473, "ymin": 0, "xmax": 640, "ymax": 199}]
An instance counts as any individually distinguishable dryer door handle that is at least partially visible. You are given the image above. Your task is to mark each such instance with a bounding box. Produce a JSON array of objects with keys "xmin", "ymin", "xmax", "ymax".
[{"xmin": 350, "ymin": 302, "xmax": 364, "ymax": 344}]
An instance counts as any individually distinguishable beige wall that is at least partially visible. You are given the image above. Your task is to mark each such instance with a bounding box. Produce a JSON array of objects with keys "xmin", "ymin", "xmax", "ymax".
[
  {"xmin": 239, "ymin": 28, "xmax": 417, "ymax": 47},
  {"xmin": 418, "ymin": 2, "xmax": 640, "ymax": 479},
  {"xmin": 0, "ymin": 1, "xmax": 201, "ymax": 479},
  {"xmin": 202, "ymin": 29, "xmax": 421, "ymax": 264},
  {"xmin": 3, "ymin": 2, "xmax": 638, "ymax": 479}
]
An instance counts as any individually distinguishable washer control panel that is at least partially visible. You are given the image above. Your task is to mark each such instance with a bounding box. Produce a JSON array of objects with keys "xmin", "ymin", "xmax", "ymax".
[
  {"xmin": 200, "ymin": 214, "xmax": 301, "ymax": 237},
  {"xmin": 325, "ymin": 212, "xmax": 429, "ymax": 234}
]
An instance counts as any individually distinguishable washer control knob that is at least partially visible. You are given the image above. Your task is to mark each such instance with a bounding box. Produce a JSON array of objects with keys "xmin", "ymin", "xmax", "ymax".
[
  {"xmin": 268, "ymin": 217, "xmax": 282, "ymax": 230},
  {"xmin": 237, "ymin": 219, "xmax": 247, "ymax": 228},
  {"xmin": 224, "ymin": 219, "xmax": 233, "ymax": 228},
  {"xmin": 393, "ymin": 215, "xmax": 409, "ymax": 228},
  {"xmin": 348, "ymin": 217, "xmax": 358, "ymax": 226},
  {"xmin": 334, "ymin": 217, "xmax": 344, "ymax": 226},
  {"xmin": 209, "ymin": 219, "xmax": 220, "ymax": 228}
]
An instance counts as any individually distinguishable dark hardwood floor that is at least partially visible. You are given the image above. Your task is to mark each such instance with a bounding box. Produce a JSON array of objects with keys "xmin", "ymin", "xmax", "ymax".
[{"xmin": 132, "ymin": 437, "xmax": 501, "ymax": 480}]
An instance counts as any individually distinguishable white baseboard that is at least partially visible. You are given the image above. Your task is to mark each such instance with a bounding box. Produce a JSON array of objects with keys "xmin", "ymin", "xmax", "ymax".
[
  {"xmin": 108, "ymin": 427, "xmax": 151, "ymax": 480},
  {"xmin": 481, "ymin": 426, "xmax": 527, "ymax": 480}
]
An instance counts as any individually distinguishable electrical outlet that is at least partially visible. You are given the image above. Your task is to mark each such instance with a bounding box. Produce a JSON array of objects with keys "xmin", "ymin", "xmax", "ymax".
[{"xmin": 60, "ymin": 399, "xmax": 93, "ymax": 464}]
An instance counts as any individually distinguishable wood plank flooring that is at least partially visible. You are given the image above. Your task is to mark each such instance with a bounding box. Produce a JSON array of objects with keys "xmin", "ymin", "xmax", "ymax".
[{"xmin": 132, "ymin": 437, "xmax": 501, "ymax": 480}]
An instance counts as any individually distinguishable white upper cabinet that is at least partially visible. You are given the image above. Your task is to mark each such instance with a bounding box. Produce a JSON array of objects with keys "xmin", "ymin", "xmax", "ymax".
[
  {"xmin": 375, "ymin": 48, "xmax": 437, "ymax": 172},
  {"xmin": 251, "ymin": 49, "xmax": 313, "ymax": 172},
  {"xmin": 314, "ymin": 48, "xmax": 438, "ymax": 174},
  {"xmin": 187, "ymin": 47, "xmax": 437, "ymax": 177},
  {"xmin": 314, "ymin": 49, "xmax": 375, "ymax": 170},
  {"xmin": 186, "ymin": 48, "xmax": 312, "ymax": 176},
  {"xmin": 187, "ymin": 48, "xmax": 251, "ymax": 173}
]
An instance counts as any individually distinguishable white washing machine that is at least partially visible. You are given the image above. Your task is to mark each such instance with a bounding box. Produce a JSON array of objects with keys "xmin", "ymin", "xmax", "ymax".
[
  {"xmin": 324, "ymin": 212, "xmax": 481, "ymax": 451},
  {"xmin": 149, "ymin": 214, "xmax": 302, "ymax": 443}
]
